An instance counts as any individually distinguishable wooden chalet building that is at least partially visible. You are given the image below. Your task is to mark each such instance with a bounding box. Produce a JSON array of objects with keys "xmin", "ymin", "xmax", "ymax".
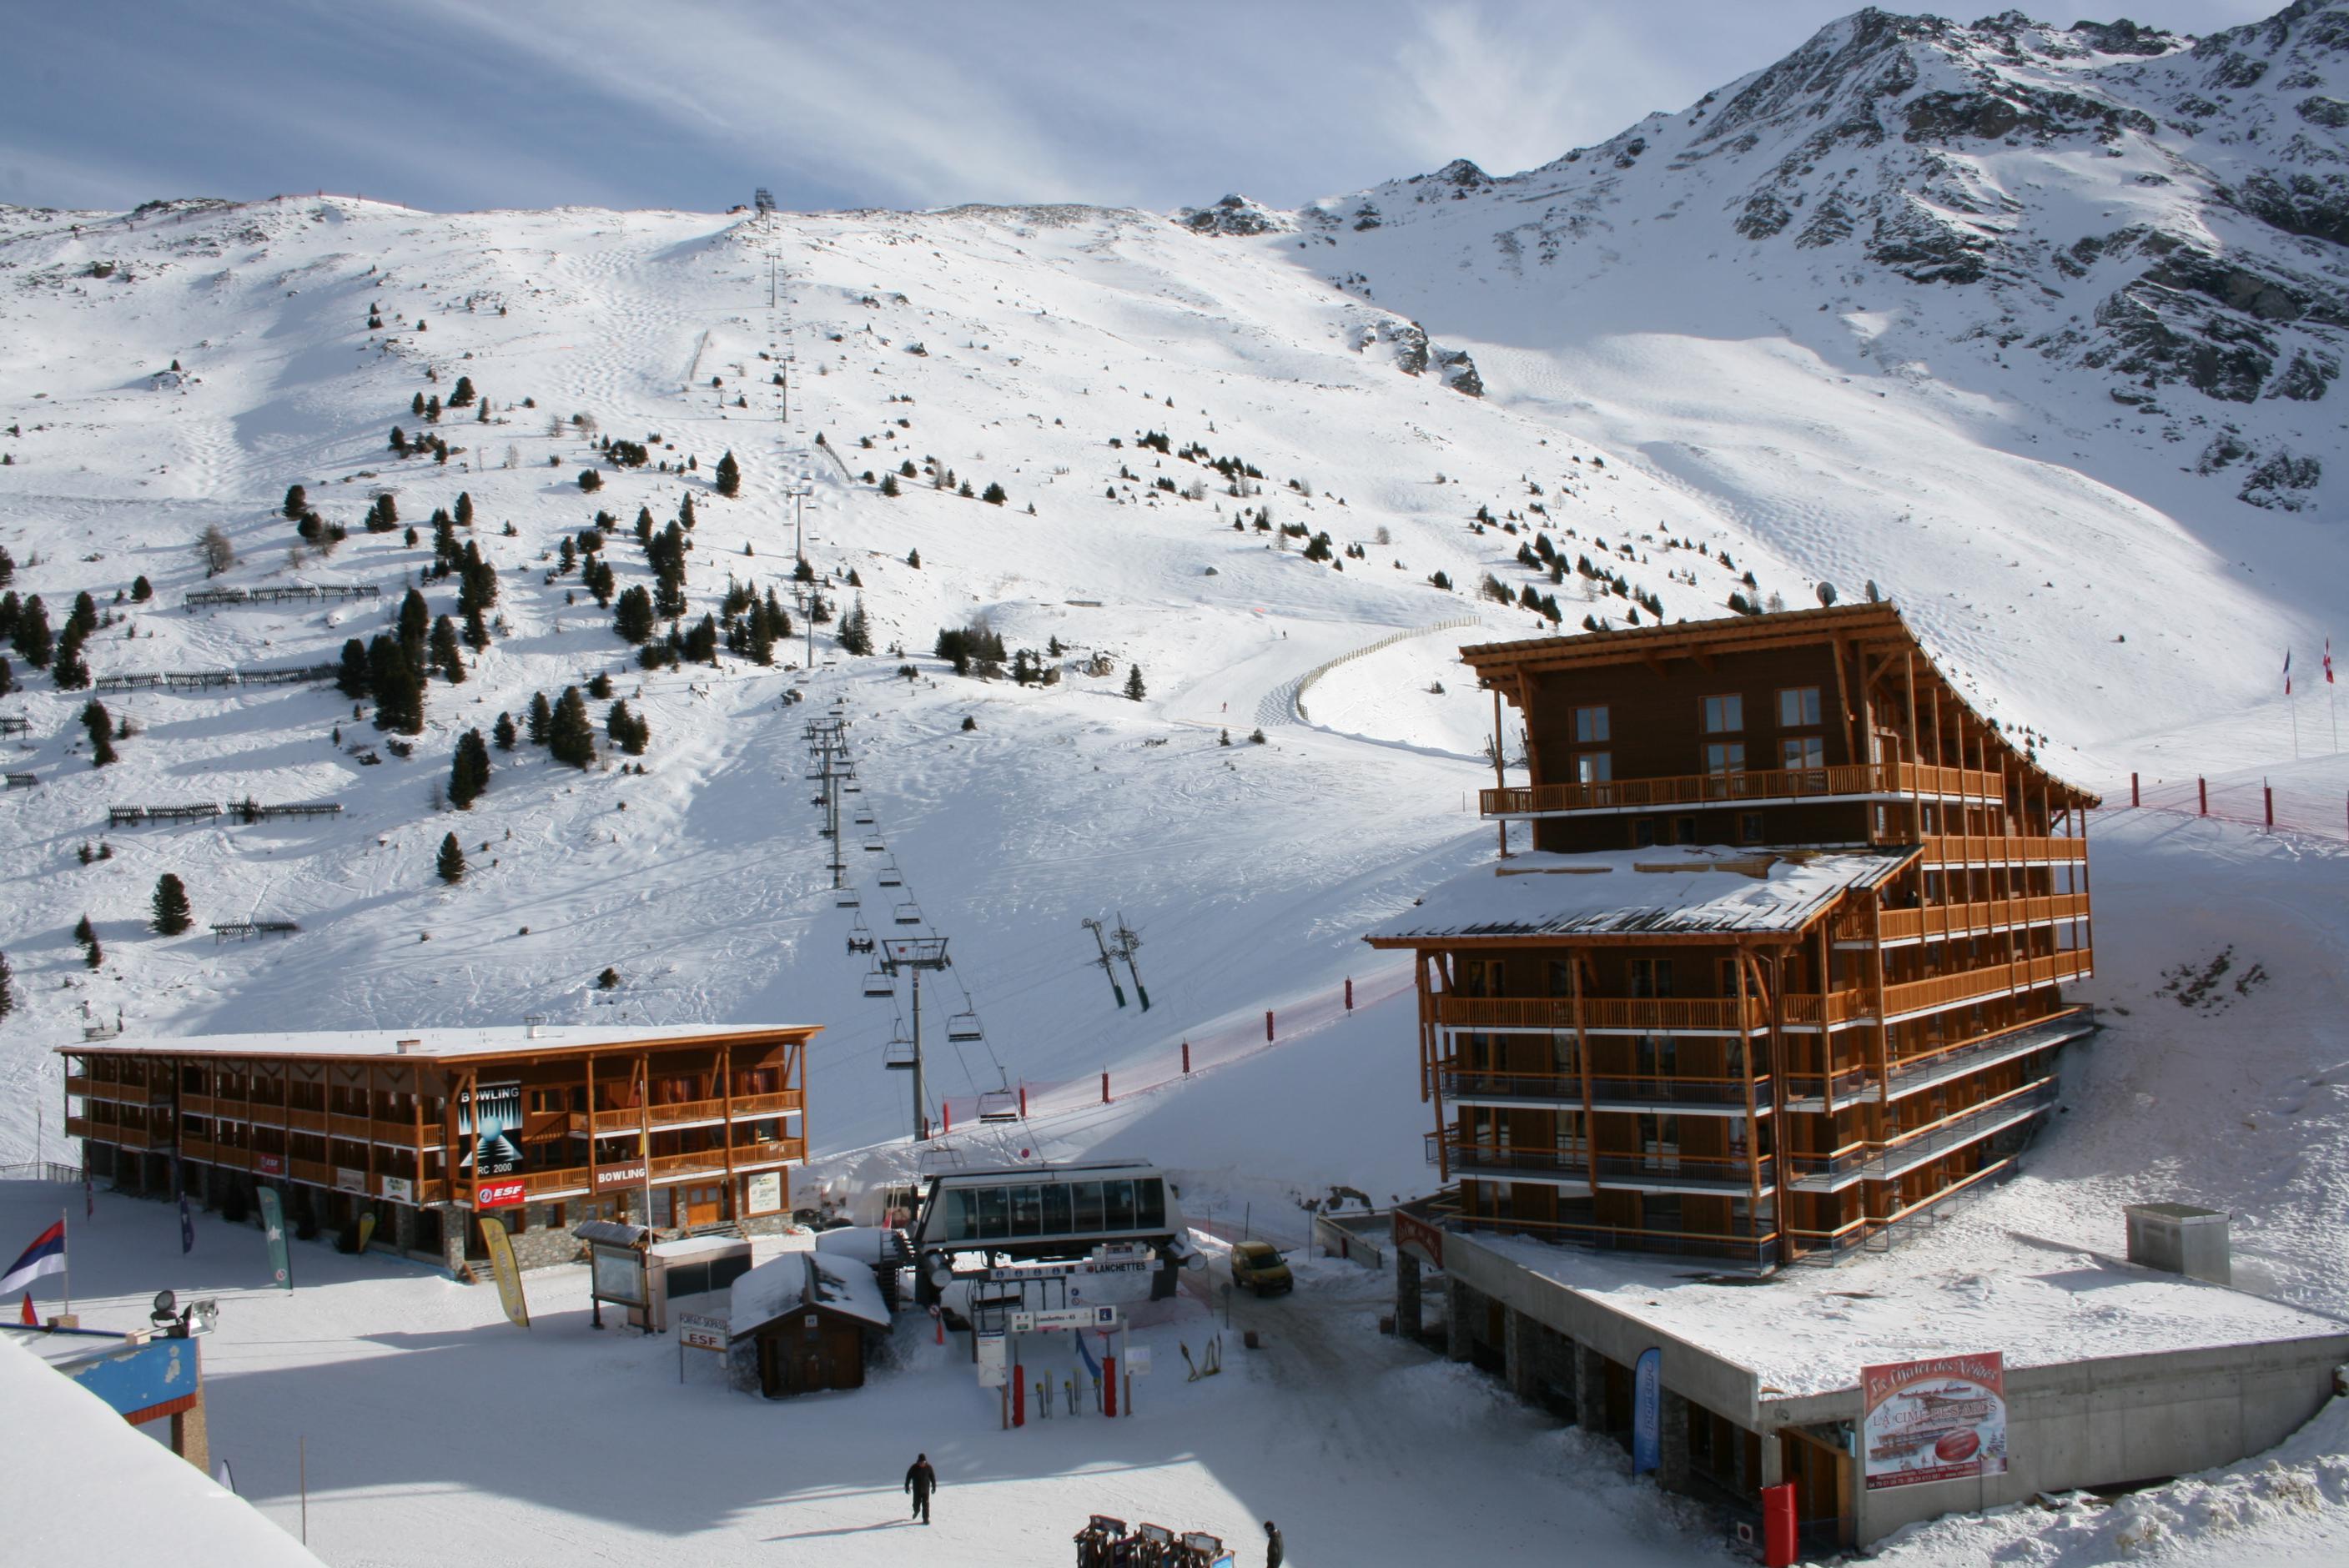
[
  {"xmin": 60, "ymin": 1023, "xmax": 814, "ymax": 1273},
  {"xmin": 1368, "ymin": 603, "xmax": 2096, "ymax": 1270}
]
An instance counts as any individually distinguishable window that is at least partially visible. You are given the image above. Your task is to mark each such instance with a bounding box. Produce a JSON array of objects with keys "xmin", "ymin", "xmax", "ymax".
[
  {"xmin": 1011, "ymin": 1184, "xmax": 1043, "ymax": 1237},
  {"xmin": 1574, "ymin": 706, "xmax": 1610, "ymax": 743},
  {"xmin": 1136, "ymin": 1179, "xmax": 1166, "ymax": 1230},
  {"xmin": 1739, "ymin": 812, "xmax": 1765, "ymax": 843},
  {"xmin": 1042, "ymin": 1185, "xmax": 1073, "ymax": 1234},
  {"xmin": 1703, "ymin": 694, "xmax": 1743, "ymax": 733},
  {"xmin": 1576, "ymin": 751, "xmax": 1612, "ymax": 783},
  {"xmin": 1778, "ymin": 686, "xmax": 1822, "ymax": 728},
  {"xmin": 1104, "ymin": 1180, "xmax": 1137, "ymax": 1231},
  {"xmin": 1632, "ymin": 818, "xmax": 1657, "ymax": 847},
  {"xmin": 1675, "ymin": 815, "xmax": 1699, "ymax": 844},
  {"xmin": 1630, "ymin": 959, "xmax": 1674, "ymax": 998},
  {"xmin": 1703, "ymin": 741, "xmax": 1745, "ymax": 776},
  {"xmin": 1072, "ymin": 1182, "xmax": 1105, "ymax": 1231},
  {"xmin": 1781, "ymin": 736, "xmax": 1825, "ymax": 770},
  {"xmin": 977, "ymin": 1184, "xmax": 1009, "ymax": 1239}
]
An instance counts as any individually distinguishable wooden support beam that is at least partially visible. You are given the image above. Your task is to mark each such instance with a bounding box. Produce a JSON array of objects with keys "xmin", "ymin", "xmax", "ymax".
[{"xmin": 1569, "ymin": 951, "xmax": 1598, "ymax": 1199}]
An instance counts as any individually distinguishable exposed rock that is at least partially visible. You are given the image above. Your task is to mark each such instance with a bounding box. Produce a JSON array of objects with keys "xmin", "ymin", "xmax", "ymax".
[
  {"xmin": 2073, "ymin": 19, "xmax": 2178, "ymax": 58},
  {"xmin": 2196, "ymin": 432, "xmax": 2251, "ymax": 474},
  {"xmin": 2266, "ymin": 349, "xmax": 2337, "ymax": 400},
  {"xmin": 2089, "ymin": 285, "xmax": 2278, "ymax": 402},
  {"xmin": 1433, "ymin": 346, "xmax": 1484, "ymax": 397},
  {"xmin": 2296, "ymin": 95, "xmax": 2349, "ymax": 128},
  {"xmin": 1177, "ymin": 194, "xmax": 1291, "ymax": 238},
  {"xmin": 1736, "ymin": 193, "xmax": 1793, "ymax": 240},
  {"xmin": 2229, "ymin": 171, "xmax": 2349, "ymax": 247},
  {"xmin": 2237, "ymin": 448, "xmax": 2322, "ymax": 510},
  {"xmin": 1411, "ymin": 159, "xmax": 1492, "ymax": 193}
]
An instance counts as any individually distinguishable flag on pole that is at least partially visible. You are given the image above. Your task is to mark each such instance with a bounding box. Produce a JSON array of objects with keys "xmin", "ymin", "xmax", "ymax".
[
  {"xmin": 2326, "ymin": 639, "xmax": 2335, "ymax": 684},
  {"xmin": 2284, "ymin": 650, "xmax": 2293, "ymax": 696},
  {"xmin": 17, "ymin": 1292, "xmax": 35, "ymax": 1326},
  {"xmin": 0, "ymin": 1220, "xmax": 67, "ymax": 1296}
]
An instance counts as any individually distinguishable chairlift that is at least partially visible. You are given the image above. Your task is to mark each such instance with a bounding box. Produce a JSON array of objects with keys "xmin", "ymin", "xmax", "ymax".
[
  {"xmin": 862, "ymin": 964, "xmax": 893, "ymax": 998},
  {"xmin": 835, "ymin": 888, "xmax": 860, "ymax": 908},
  {"xmin": 945, "ymin": 1011, "xmax": 984, "ymax": 1043},
  {"xmin": 878, "ymin": 862, "xmax": 904, "ymax": 887},
  {"xmin": 863, "ymin": 836, "xmax": 887, "ymax": 852},
  {"xmin": 976, "ymin": 1088, "xmax": 1021, "ymax": 1123},
  {"xmin": 883, "ymin": 1037, "xmax": 918, "ymax": 1071},
  {"xmin": 893, "ymin": 902, "xmax": 923, "ymax": 927},
  {"xmin": 854, "ymin": 812, "xmax": 876, "ymax": 827}
]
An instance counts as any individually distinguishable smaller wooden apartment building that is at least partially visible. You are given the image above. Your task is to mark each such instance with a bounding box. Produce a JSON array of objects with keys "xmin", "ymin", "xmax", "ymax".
[
  {"xmin": 61, "ymin": 1023, "xmax": 814, "ymax": 1272},
  {"xmin": 1370, "ymin": 602, "xmax": 2097, "ymax": 1273}
]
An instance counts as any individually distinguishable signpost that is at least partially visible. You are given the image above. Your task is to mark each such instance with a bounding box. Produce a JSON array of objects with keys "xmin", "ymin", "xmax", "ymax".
[
  {"xmin": 678, "ymin": 1311, "xmax": 727, "ymax": 1383},
  {"xmin": 1862, "ymin": 1353, "xmax": 2008, "ymax": 1490}
]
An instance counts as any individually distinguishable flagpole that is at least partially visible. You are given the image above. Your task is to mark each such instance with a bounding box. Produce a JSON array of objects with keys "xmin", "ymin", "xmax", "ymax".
[{"xmin": 61, "ymin": 1208, "xmax": 69, "ymax": 1319}]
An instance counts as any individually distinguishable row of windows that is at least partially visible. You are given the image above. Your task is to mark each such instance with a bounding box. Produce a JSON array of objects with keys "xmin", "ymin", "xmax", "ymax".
[
  {"xmin": 1577, "ymin": 736, "xmax": 1825, "ymax": 783},
  {"xmin": 1572, "ymin": 687, "xmax": 1823, "ymax": 752},
  {"xmin": 934, "ymin": 1178, "xmax": 1169, "ymax": 1244}
]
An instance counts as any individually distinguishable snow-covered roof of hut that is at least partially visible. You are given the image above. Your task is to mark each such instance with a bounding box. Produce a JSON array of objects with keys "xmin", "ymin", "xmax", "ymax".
[
  {"xmin": 1367, "ymin": 847, "xmax": 1914, "ymax": 944},
  {"xmin": 728, "ymin": 1252, "xmax": 892, "ymax": 1338}
]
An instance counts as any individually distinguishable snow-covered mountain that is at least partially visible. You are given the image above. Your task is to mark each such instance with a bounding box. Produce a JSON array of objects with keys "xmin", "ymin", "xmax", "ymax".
[{"xmin": 0, "ymin": 4, "xmax": 2341, "ymax": 1172}]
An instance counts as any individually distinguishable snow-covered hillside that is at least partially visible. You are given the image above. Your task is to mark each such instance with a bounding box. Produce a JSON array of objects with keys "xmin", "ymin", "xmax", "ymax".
[{"xmin": 1221, "ymin": 2, "xmax": 2349, "ymax": 761}]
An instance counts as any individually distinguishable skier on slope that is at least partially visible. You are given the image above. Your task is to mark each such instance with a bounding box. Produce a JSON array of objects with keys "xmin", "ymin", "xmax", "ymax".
[{"xmin": 903, "ymin": 1452, "xmax": 938, "ymax": 1525}]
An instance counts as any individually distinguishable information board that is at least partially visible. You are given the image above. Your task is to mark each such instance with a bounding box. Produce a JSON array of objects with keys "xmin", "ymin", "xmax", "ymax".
[{"xmin": 1862, "ymin": 1352, "xmax": 2008, "ymax": 1490}]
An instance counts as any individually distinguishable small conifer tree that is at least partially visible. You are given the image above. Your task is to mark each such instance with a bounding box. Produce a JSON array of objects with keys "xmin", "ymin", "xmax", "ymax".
[
  {"xmin": 597, "ymin": 966, "xmax": 621, "ymax": 989},
  {"xmin": 549, "ymin": 686, "xmax": 596, "ymax": 768},
  {"xmin": 82, "ymin": 699, "xmax": 118, "ymax": 766},
  {"xmin": 714, "ymin": 450, "xmax": 742, "ymax": 498},
  {"xmin": 283, "ymin": 483, "xmax": 308, "ymax": 520},
  {"xmin": 880, "ymin": 473, "xmax": 900, "ymax": 497},
  {"xmin": 436, "ymin": 832, "xmax": 466, "ymax": 884},
  {"xmin": 494, "ymin": 711, "xmax": 518, "ymax": 751},
  {"xmin": 0, "ymin": 948, "xmax": 13, "ymax": 1019},
  {"xmin": 152, "ymin": 873, "xmax": 193, "ymax": 936},
  {"xmin": 526, "ymin": 691, "xmax": 554, "ymax": 746},
  {"xmin": 1125, "ymin": 664, "xmax": 1146, "ymax": 701}
]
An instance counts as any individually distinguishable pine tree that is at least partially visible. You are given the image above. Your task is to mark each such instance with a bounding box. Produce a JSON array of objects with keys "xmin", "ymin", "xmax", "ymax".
[
  {"xmin": 283, "ymin": 483, "xmax": 308, "ymax": 521},
  {"xmin": 13, "ymin": 594, "xmax": 51, "ymax": 668},
  {"xmin": 837, "ymin": 597, "xmax": 873, "ymax": 656},
  {"xmin": 152, "ymin": 873, "xmax": 193, "ymax": 936},
  {"xmin": 906, "ymin": 548, "xmax": 921, "ymax": 568},
  {"xmin": 398, "ymin": 588, "xmax": 430, "ymax": 672},
  {"xmin": 82, "ymin": 699, "xmax": 118, "ymax": 766},
  {"xmin": 714, "ymin": 450, "xmax": 742, "ymax": 498},
  {"xmin": 436, "ymin": 832, "xmax": 466, "ymax": 885},
  {"xmin": 74, "ymin": 915, "xmax": 102, "ymax": 970},
  {"xmin": 1125, "ymin": 664, "xmax": 1146, "ymax": 701},
  {"xmin": 367, "ymin": 493, "xmax": 399, "ymax": 532},
  {"xmin": 130, "ymin": 575, "xmax": 152, "ymax": 603},
  {"xmin": 983, "ymin": 481, "xmax": 1007, "ymax": 506},
  {"xmin": 0, "ymin": 948, "xmax": 13, "ymax": 1020},
  {"xmin": 429, "ymin": 614, "xmax": 465, "ymax": 684},
  {"xmin": 368, "ymin": 635, "xmax": 424, "ymax": 734},
  {"xmin": 448, "ymin": 728, "xmax": 490, "ymax": 808},
  {"xmin": 549, "ymin": 686, "xmax": 596, "ymax": 768},
  {"xmin": 449, "ymin": 375, "xmax": 476, "ymax": 408},
  {"xmin": 336, "ymin": 637, "xmax": 372, "ymax": 698},
  {"xmin": 51, "ymin": 625, "xmax": 90, "ymax": 690},
  {"xmin": 493, "ymin": 711, "xmax": 518, "ymax": 751},
  {"xmin": 613, "ymin": 585, "xmax": 656, "ymax": 644},
  {"xmin": 880, "ymin": 473, "xmax": 901, "ymax": 497},
  {"xmin": 0, "ymin": 655, "xmax": 13, "ymax": 699},
  {"xmin": 526, "ymin": 691, "xmax": 553, "ymax": 746},
  {"xmin": 597, "ymin": 967, "xmax": 621, "ymax": 990},
  {"xmin": 606, "ymin": 700, "xmax": 649, "ymax": 756}
]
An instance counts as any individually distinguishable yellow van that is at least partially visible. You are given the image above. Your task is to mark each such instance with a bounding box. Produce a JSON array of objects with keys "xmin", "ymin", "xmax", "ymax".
[{"xmin": 1229, "ymin": 1240, "xmax": 1293, "ymax": 1296}]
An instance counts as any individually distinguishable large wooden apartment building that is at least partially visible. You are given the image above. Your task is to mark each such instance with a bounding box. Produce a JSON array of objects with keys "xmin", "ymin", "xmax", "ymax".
[
  {"xmin": 1368, "ymin": 603, "xmax": 2095, "ymax": 1269},
  {"xmin": 61, "ymin": 1023, "xmax": 814, "ymax": 1271}
]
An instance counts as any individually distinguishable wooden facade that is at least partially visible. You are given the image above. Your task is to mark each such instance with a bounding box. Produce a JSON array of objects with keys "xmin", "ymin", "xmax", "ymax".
[
  {"xmin": 1369, "ymin": 605, "xmax": 2097, "ymax": 1269},
  {"xmin": 59, "ymin": 1025, "xmax": 816, "ymax": 1259}
]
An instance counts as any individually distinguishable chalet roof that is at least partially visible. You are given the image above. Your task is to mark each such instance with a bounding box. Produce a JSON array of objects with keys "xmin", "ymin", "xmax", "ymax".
[
  {"xmin": 53, "ymin": 1022, "xmax": 815, "ymax": 1063},
  {"xmin": 1365, "ymin": 846, "xmax": 1913, "ymax": 947},
  {"xmin": 1456, "ymin": 603, "xmax": 2099, "ymax": 811},
  {"xmin": 729, "ymin": 1250, "xmax": 892, "ymax": 1337}
]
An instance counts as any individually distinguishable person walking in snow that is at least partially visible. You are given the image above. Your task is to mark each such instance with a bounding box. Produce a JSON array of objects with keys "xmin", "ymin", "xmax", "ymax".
[
  {"xmin": 1263, "ymin": 1520, "xmax": 1284, "ymax": 1567},
  {"xmin": 904, "ymin": 1453, "xmax": 938, "ymax": 1525}
]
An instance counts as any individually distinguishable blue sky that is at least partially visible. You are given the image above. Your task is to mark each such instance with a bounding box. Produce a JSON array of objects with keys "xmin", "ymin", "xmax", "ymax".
[{"xmin": 0, "ymin": 1, "xmax": 2281, "ymax": 215}]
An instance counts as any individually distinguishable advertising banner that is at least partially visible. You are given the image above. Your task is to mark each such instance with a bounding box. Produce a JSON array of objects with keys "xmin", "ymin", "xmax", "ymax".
[
  {"xmin": 380, "ymin": 1175, "xmax": 414, "ymax": 1204},
  {"xmin": 356, "ymin": 1212, "xmax": 378, "ymax": 1255},
  {"xmin": 1632, "ymin": 1347, "xmax": 1662, "ymax": 1475},
  {"xmin": 257, "ymin": 1187, "xmax": 292, "ymax": 1289},
  {"xmin": 475, "ymin": 1179, "xmax": 526, "ymax": 1210},
  {"xmin": 334, "ymin": 1168, "xmax": 368, "ymax": 1194},
  {"xmin": 476, "ymin": 1215, "xmax": 531, "ymax": 1329},
  {"xmin": 458, "ymin": 1081, "xmax": 524, "ymax": 1178},
  {"xmin": 595, "ymin": 1160, "xmax": 647, "ymax": 1189},
  {"xmin": 254, "ymin": 1153, "xmax": 284, "ymax": 1178},
  {"xmin": 179, "ymin": 1192, "xmax": 194, "ymax": 1256},
  {"xmin": 59, "ymin": 1338, "xmax": 199, "ymax": 1421},
  {"xmin": 1862, "ymin": 1353, "xmax": 2008, "ymax": 1490},
  {"xmin": 747, "ymin": 1171, "xmax": 783, "ymax": 1214}
]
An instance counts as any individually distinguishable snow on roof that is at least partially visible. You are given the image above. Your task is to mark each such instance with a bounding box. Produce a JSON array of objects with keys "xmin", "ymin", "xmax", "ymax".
[
  {"xmin": 727, "ymin": 1252, "xmax": 893, "ymax": 1334},
  {"xmin": 648, "ymin": 1234, "xmax": 749, "ymax": 1261},
  {"xmin": 1367, "ymin": 847, "xmax": 1911, "ymax": 944},
  {"xmin": 1476, "ymin": 1229, "xmax": 2349, "ymax": 1400},
  {"xmin": 0, "ymin": 1332, "xmax": 324, "ymax": 1565},
  {"xmin": 56, "ymin": 1023, "xmax": 812, "ymax": 1060}
]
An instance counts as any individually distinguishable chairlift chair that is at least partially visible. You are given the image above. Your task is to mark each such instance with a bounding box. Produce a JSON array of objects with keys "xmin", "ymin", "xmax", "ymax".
[
  {"xmin": 945, "ymin": 1011, "xmax": 983, "ymax": 1043},
  {"xmin": 854, "ymin": 812, "xmax": 876, "ymax": 827},
  {"xmin": 878, "ymin": 862, "xmax": 904, "ymax": 887},
  {"xmin": 863, "ymin": 835, "xmax": 886, "ymax": 852},
  {"xmin": 835, "ymin": 888, "xmax": 860, "ymax": 908},
  {"xmin": 862, "ymin": 964, "xmax": 893, "ymax": 998},
  {"xmin": 883, "ymin": 1032, "xmax": 918, "ymax": 1070},
  {"xmin": 893, "ymin": 902, "xmax": 923, "ymax": 927},
  {"xmin": 976, "ymin": 1088, "xmax": 1021, "ymax": 1123}
]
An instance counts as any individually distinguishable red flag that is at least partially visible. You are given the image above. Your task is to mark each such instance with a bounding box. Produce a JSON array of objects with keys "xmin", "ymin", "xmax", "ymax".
[
  {"xmin": 2327, "ymin": 639, "xmax": 2335, "ymax": 685},
  {"xmin": 18, "ymin": 1292, "xmax": 35, "ymax": 1326},
  {"xmin": 2283, "ymin": 650, "xmax": 2292, "ymax": 696}
]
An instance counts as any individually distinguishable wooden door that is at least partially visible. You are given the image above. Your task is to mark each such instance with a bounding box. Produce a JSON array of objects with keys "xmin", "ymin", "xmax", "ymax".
[{"xmin": 683, "ymin": 1183, "xmax": 723, "ymax": 1228}]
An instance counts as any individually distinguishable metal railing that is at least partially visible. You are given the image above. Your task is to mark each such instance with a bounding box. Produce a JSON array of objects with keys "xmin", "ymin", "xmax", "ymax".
[{"xmin": 1478, "ymin": 760, "xmax": 2004, "ymax": 817}]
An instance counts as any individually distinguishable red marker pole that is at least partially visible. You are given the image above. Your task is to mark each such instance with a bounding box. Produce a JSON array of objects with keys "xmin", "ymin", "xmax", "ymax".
[
  {"xmin": 1100, "ymin": 1071, "xmax": 1110, "ymax": 1105},
  {"xmin": 1181, "ymin": 1040, "xmax": 1190, "ymax": 1073},
  {"xmin": 1265, "ymin": 1009, "xmax": 1275, "ymax": 1042},
  {"xmin": 2199, "ymin": 776, "xmax": 2208, "ymax": 816},
  {"xmin": 1345, "ymin": 977, "xmax": 1354, "ymax": 1010},
  {"xmin": 2130, "ymin": 772, "xmax": 2140, "ymax": 808},
  {"xmin": 1018, "ymin": 1083, "xmax": 1027, "ymax": 1118}
]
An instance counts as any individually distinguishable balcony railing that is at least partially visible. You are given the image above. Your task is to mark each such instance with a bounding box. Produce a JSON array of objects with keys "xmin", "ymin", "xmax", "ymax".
[
  {"xmin": 1436, "ymin": 1202, "xmax": 1783, "ymax": 1270},
  {"xmin": 1442, "ymin": 1143, "xmax": 1591, "ymax": 1179},
  {"xmin": 1786, "ymin": 1080, "xmax": 2058, "ymax": 1189},
  {"xmin": 1588, "ymin": 1074, "xmax": 1767, "ymax": 1109},
  {"xmin": 1591, "ymin": 1150, "xmax": 1769, "ymax": 1189},
  {"xmin": 1441, "ymin": 1068, "xmax": 1582, "ymax": 1103},
  {"xmin": 1879, "ymin": 952, "xmax": 2090, "ymax": 1018},
  {"xmin": 1778, "ymin": 989, "xmax": 1870, "ymax": 1027},
  {"xmin": 1436, "ymin": 994, "xmax": 1766, "ymax": 1034},
  {"xmin": 1841, "ymin": 893, "xmax": 2091, "ymax": 945},
  {"xmin": 1921, "ymin": 834, "xmax": 2087, "ymax": 866},
  {"xmin": 733, "ymin": 1138, "xmax": 804, "ymax": 1167},
  {"xmin": 649, "ymin": 1149, "xmax": 729, "ymax": 1181},
  {"xmin": 1478, "ymin": 760, "xmax": 2003, "ymax": 818}
]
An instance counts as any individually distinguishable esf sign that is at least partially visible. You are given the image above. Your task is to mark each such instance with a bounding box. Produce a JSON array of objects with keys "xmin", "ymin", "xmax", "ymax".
[
  {"xmin": 475, "ymin": 1179, "xmax": 527, "ymax": 1209},
  {"xmin": 678, "ymin": 1313, "xmax": 727, "ymax": 1351}
]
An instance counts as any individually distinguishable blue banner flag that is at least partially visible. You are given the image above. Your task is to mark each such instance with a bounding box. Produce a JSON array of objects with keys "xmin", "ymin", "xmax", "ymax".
[{"xmin": 1632, "ymin": 1346, "xmax": 1662, "ymax": 1475}]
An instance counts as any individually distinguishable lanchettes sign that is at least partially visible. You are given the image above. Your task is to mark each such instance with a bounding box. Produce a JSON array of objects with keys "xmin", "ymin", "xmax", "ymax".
[{"xmin": 1861, "ymin": 1352, "xmax": 2008, "ymax": 1490}]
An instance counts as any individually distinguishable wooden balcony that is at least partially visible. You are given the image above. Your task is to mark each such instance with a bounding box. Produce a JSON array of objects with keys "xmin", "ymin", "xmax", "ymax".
[
  {"xmin": 1778, "ymin": 989, "xmax": 1869, "ymax": 1027},
  {"xmin": 1479, "ymin": 760, "xmax": 2004, "ymax": 818},
  {"xmin": 1436, "ymin": 993, "xmax": 1766, "ymax": 1034},
  {"xmin": 732, "ymin": 1138, "xmax": 804, "ymax": 1168},
  {"xmin": 1838, "ymin": 892, "xmax": 2091, "ymax": 945},
  {"xmin": 1920, "ymin": 834, "xmax": 2086, "ymax": 867},
  {"xmin": 730, "ymin": 1089, "xmax": 803, "ymax": 1118},
  {"xmin": 290, "ymin": 1158, "xmax": 333, "ymax": 1187},
  {"xmin": 65, "ymin": 1075, "xmax": 92, "ymax": 1098},
  {"xmin": 68, "ymin": 1077, "xmax": 169, "ymax": 1106},
  {"xmin": 520, "ymin": 1167, "xmax": 591, "ymax": 1197},
  {"xmin": 64, "ymin": 1115, "xmax": 92, "ymax": 1140},
  {"xmin": 1880, "ymin": 952, "xmax": 2090, "ymax": 1018},
  {"xmin": 113, "ymin": 1125, "xmax": 156, "ymax": 1152},
  {"xmin": 649, "ymin": 1149, "xmax": 728, "ymax": 1181}
]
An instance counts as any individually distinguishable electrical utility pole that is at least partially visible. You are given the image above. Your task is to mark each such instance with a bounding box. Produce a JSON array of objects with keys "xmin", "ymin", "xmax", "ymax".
[
  {"xmin": 1111, "ymin": 912, "xmax": 1151, "ymax": 1012},
  {"xmin": 1083, "ymin": 919, "xmax": 1127, "ymax": 1008}
]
